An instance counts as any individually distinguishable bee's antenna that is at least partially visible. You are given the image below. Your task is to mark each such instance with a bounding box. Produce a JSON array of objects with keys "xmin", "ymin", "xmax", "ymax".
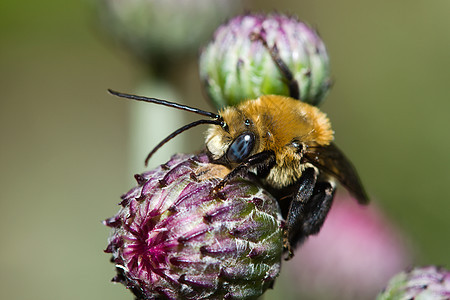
[
  {"xmin": 144, "ymin": 119, "xmax": 223, "ymax": 166},
  {"xmin": 108, "ymin": 89, "xmax": 220, "ymax": 119},
  {"xmin": 108, "ymin": 89, "xmax": 226, "ymax": 166}
]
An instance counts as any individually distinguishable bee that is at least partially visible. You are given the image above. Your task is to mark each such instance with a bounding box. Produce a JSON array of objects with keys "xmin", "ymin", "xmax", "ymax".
[
  {"xmin": 109, "ymin": 89, "xmax": 368, "ymax": 258},
  {"xmin": 109, "ymin": 34, "xmax": 368, "ymax": 259}
]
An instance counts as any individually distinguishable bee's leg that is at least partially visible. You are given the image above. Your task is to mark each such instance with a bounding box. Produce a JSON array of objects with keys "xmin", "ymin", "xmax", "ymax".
[
  {"xmin": 284, "ymin": 171, "xmax": 336, "ymax": 259},
  {"xmin": 212, "ymin": 151, "xmax": 275, "ymax": 194},
  {"xmin": 283, "ymin": 167, "xmax": 317, "ymax": 255},
  {"xmin": 250, "ymin": 33, "xmax": 300, "ymax": 100}
]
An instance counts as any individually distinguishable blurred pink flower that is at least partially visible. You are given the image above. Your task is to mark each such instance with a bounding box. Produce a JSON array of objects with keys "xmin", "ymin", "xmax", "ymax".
[{"xmin": 285, "ymin": 194, "xmax": 412, "ymax": 299}]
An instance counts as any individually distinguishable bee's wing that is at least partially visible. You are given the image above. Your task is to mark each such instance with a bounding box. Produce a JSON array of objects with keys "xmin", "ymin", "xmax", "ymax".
[{"xmin": 304, "ymin": 142, "xmax": 369, "ymax": 204}]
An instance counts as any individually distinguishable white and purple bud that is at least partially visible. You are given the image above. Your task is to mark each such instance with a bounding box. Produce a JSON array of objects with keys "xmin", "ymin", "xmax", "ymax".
[
  {"xmin": 104, "ymin": 153, "xmax": 283, "ymax": 299},
  {"xmin": 96, "ymin": 0, "xmax": 241, "ymax": 65},
  {"xmin": 199, "ymin": 13, "xmax": 331, "ymax": 109},
  {"xmin": 377, "ymin": 266, "xmax": 450, "ymax": 300}
]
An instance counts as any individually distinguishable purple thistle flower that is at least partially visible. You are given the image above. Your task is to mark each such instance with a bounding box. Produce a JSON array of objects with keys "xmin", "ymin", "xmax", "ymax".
[
  {"xmin": 104, "ymin": 153, "xmax": 283, "ymax": 299},
  {"xmin": 377, "ymin": 266, "xmax": 450, "ymax": 300},
  {"xmin": 199, "ymin": 13, "xmax": 331, "ymax": 108}
]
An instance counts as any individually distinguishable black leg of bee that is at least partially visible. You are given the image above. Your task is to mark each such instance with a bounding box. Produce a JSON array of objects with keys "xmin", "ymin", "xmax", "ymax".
[
  {"xmin": 250, "ymin": 33, "xmax": 300, "ymax": 100},
  {"xmin": 284, "ymin": 167, "xmax": 317, "ymax": 254},
  {"xmin": 299, "ymin": 181, "xmax": 335, "ymax": 235},
  {"xmin": 284, "ymin": 172, "xmax": 336, "ymax": 259},
  {"xmin": 212, "ymin": 151, "xmax": 276, "ymax": 193}
]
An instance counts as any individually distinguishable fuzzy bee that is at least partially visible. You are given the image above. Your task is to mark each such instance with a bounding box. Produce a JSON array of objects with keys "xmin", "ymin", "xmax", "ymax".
[
  {"xmin": 110, "ymin": 32, "xmax": 367, "ymax": 259},
  {"xmin": 109, "ymin": 88, "xmax": 368, "ymax": 258}
]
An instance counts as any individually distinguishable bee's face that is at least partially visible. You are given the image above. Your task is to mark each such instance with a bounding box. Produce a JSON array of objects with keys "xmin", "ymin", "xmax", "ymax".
[{"xmin": 206, "ymin": 107, "xmax": 262, "ymax": 165}]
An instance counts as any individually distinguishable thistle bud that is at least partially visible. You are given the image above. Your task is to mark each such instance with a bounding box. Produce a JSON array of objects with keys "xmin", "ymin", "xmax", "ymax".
[
  {"xmin": 96, "ymin": 0, "xmax": 240, "ymax": 64},
  {"xmin": 199, "ymin": 13, "xmax": 331, "ymax": 109},
  {"xmin": 104, "ymin": 153, "xmax": 283, "ymax": 299},
  {"xmin": 376, "ymin": 266, "xmax": 450, "ymax": 300}
]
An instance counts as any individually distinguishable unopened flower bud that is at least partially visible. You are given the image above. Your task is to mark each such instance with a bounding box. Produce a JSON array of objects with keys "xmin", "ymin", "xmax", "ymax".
[
  {"xmin": 199, "ymin": 13, "xmax": 331, "ymax": 108},
  {"xmin": 96, "ymin": 0, "xmax": 240, "ymax": 64},
  {"xmin": 377, "ymin": 266, "xmax": 450, "ymax": 300},
  {"xmin": 104, "ymin": 153, "xmax": 283, "ymax": 299}
]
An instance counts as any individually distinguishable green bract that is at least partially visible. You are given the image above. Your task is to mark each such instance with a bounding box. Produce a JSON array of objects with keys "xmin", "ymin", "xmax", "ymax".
[
  {"xmin": 377, "ymin": 266, "xmax": 450, "ymax": 300},
  {"xmin": 199, "ymin": 13, "xmax": 331, "ymax": 109}
]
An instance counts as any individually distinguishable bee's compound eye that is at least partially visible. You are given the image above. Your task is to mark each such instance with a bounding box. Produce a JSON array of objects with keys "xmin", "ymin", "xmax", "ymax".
[
  {"xmin": 291, "ymin": 141, "xmax": 303, "ymax": 153},
  {"xmin": 226, "ymin": 132, "xmax": 255, "ymax": 163}
]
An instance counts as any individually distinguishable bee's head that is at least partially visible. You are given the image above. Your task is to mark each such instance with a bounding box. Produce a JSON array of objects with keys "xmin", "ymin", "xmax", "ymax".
[{"xmin": 206, "ymin": 107, "xmax": 260, "ymax": 166}]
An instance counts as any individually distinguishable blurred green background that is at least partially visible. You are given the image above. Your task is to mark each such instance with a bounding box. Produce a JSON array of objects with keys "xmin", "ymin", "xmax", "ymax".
[{"xmin": 1, "ymin": 0, "xmax": 449, "ymax": 299}]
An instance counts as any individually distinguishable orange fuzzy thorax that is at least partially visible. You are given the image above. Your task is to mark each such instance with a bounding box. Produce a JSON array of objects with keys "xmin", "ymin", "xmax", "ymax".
[
  {"xmin": 206, "ymin": 95, "xmax": 333, "ymax": 159},
  {"xmin": 239, "ymin": 95, "xmax": 333, "ymax": 149}
]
